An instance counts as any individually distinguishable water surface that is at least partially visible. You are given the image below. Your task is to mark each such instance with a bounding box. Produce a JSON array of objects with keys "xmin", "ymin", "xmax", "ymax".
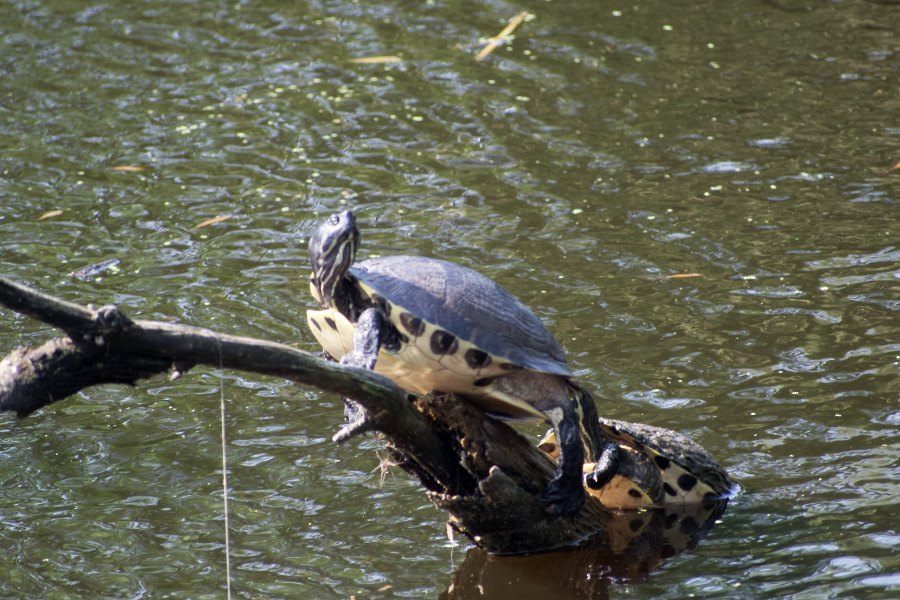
[{"xmin": 2, "ymin": 0, "xmax": 900, "ymax": 598}]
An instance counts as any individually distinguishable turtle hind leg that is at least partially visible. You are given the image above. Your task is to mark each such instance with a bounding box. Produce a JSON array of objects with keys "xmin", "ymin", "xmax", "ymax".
[
  {"xmin": 538, "ymin": 401, "xmax": 587, "ymax": 519},
  {"xmin": 334, "ymin": 308, "xmax": 387, "ymax": 443},
  {"xmin": 493, "ymin": 373, "xmax": 587, "ymax": 519}
]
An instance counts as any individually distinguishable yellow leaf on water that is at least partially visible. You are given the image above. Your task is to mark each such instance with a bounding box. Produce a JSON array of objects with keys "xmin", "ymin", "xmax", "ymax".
[
  {"xmin": 190, "ymin": 214, "xmax": 233, "ymax": 230},
  {"xmin": 38, "ymin": 210, "xmax": 63, "ymax": 220},
  {"xmin": 660, "ymin": 273, "xmax": 703, "ymax": 279},
  {"xmin": 889, "ymin": 161, "xmax": 900, "ymax": 173},
  {"xmin": 110, "ymin": 166, "xmax": 145, "ymax": 172},
  {"xmin": 348, "ymin": 56, "xmax": 402, "ymax": 64}
]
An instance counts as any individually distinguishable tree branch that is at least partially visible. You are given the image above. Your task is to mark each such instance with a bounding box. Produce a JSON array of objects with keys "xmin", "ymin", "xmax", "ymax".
[
  {"xmin": 0, "ymin": 276, "xmax": 464, "ymax": 492},
  {"xmin": 0, "ymin": 276, "xmax": 727, "ymax": 555}
]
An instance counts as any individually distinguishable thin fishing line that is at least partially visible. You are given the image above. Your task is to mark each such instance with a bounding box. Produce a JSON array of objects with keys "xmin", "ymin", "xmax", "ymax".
[{"xmin": 217, "ymin": 339, "xmax": 233, "ymax": 600}]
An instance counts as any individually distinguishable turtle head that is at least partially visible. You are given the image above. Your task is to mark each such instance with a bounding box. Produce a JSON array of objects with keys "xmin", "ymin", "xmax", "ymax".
[{"xmin": 308, "ymin": 210, "xmax": 360, "ymax": 309}]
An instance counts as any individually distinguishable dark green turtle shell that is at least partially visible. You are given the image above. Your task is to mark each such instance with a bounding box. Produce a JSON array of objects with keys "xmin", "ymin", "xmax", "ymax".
[{"xmin": 348, "ymin": 255, "xmax": 571, "ymax": 377}]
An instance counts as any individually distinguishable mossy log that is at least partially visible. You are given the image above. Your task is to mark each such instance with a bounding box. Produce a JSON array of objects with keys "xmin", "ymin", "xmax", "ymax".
[{"xmin": 0, "ymin": 276, "xmax": 616, "ymax": 553}]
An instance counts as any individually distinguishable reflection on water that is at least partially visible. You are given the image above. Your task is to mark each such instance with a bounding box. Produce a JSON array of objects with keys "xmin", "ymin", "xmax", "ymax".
[
  {"xmin": 2, "ymin": 0, "xmax": 900, "ymax": 598},
  {"xmin": 445, "ymin": 501, "xmax": 729, "ymax": 600}
]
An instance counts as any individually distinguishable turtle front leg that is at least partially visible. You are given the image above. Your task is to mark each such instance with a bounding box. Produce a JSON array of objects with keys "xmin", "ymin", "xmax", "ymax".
[
  {"xmin": 584, "ymin": 442, "xmax": 620, "ymax": 491},
  {"xmin": 538, "ymin": 401, "xmax": 587, "ymax": 519},
  {"xmin": 334, "ymin": 308, "xmax": 387, "ymax": 443}
]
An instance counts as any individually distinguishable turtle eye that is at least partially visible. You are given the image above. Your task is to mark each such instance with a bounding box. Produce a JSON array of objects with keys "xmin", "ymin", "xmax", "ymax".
[{"xmin": 329, "ymin": 214, "xmax": 341, "ymax": 226}]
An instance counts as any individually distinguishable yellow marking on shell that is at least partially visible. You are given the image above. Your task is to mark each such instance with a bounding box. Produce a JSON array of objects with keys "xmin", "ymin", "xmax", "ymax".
[
  {"xmin": 540, "ymin": 428, "xmax": 716, "ymax": 509},
  {"xmin": 306, "ymin": 306, "xmax": 546, "ymax": 422},
  {"xmin": 355, "ymin": 281, "xmax": 509, "ymax": 375},
  {"xmin": 646, "ymin": 446, "xmax": 719, "ymax": 504},
  {"xmin": 306, "ymin": 308, "xmax": 355, "ymax": 357},
  {"xmin": 581, "ymin": 463, "xmax": 655, "ymax": 509},
  {"xmin": 600, "ymin": 425, "xmax": 719, "ymax": 506}
]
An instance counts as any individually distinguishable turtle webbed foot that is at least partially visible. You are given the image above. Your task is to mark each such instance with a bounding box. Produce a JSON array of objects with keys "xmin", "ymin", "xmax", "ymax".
[{"xmin": 584, "ymin": 442, "xmax": 620, "ymax": 491}]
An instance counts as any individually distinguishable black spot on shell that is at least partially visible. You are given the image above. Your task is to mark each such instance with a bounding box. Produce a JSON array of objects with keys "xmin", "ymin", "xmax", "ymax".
[
  {"xmin": 539, "ymin": 442, "xmax": 557, "ymax": 455},
  {"xmin": 474, "ymin": 377, "xmax": 495, "ymax": 387},
  {"xmin": 702, "ymin": 491, "xmax": 718, "ymax": 502},
  {"xmin": 663, "ymin": 482, "xmax": 677, "ymax": 497},
  {"xmin": 310, "ymin": 318, "xmax": 322, "ymax": 331},
  {"xmin": 654, "ymin": 455, "xmax": 671, "ymax": 471},
  {"xmin": 677, "ymin": 473, "xmax": 698, "ymax": 493},
  {"xmin": 679, "ymin": 516, "xmax": 699, "ymax": 536},
  {"xmin": 499, "ymin": 362, "xmax": 523, "ymax": 371},
  {"xmin": 629, "ymin": 519, "xmax": 644, "ymax": 532},
  {"xmin": 399, "ymin": 312, "xmax": 426, "ymax": 337},
  {"xmin": 397, "ymin": 332, "xmax": 409, "ymax": 345},
  {"xmin": 464, "ymin": 348, "xmax": 492, "ymax": 370},
  {"xmin": 664, "ymin": 513, "xmax": 679, "ymax": 529},
  {"xmin": 324, "ymin": 316, "xmax": 337, "ymax": 330},
  {"xmin": 430, "ymin": 330, "xmax": 458, "ymax": 356},
  {"xmin": 628, "ymin": 489, "xmax": 644, "ymax": 499}
]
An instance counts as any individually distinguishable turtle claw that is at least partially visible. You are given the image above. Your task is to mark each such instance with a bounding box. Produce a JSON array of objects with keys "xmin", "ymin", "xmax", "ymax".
[
  {"xmin": 333, "ymin": 310, "xmax": 385, "ymax": 443},
  {"xmin": 332, "ymin": 398, "xmax": 378, "ymax": 443}
]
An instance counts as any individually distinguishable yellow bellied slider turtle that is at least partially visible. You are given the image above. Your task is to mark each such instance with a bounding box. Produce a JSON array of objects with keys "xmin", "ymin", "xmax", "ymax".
[
  {"xmin": 539, "ymin": 417, "xmax": 737, "ymax": 510},
  {"xmin": 306, "ymin": 210, "xmax": 600, "ymax": 518}
]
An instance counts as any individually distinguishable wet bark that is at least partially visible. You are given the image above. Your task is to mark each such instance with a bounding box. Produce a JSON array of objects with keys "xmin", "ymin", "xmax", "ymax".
[{"xmin": 0, "ymin": 276, "xmax": 610, "ymax": 552}]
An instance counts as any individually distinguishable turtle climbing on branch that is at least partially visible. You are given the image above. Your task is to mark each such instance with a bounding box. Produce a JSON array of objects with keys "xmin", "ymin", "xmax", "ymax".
[{"xmin": 306, "ymin": 210, "xmax": 603, "ymax": 518}]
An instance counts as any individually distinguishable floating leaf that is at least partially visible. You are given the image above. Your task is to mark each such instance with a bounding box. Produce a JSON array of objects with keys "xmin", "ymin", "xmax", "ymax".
[
  {"xmin": 38, "ymin": 210, "xmax": 63, "ymax": 220},
  {"xmin": 889, "ymin": 161, "xmax": 900, "ymax": 173},
  {"xmin": 476, "ymin": 12, "xmax": 529, "ymax": 61},
  {"xmin": 348, "ymin": 56, "xmax": 402, "ymax": 64},
  {"xmin": 110, "ymin": 166, "xmax": 145, "ymax": 172},
  {"xmin": 660, "ymin": 273, "xmax": 703, "ymax": 279},
  {"xmin": 190, "ymin": 214, "xmax": 233, "ymax": 230}
]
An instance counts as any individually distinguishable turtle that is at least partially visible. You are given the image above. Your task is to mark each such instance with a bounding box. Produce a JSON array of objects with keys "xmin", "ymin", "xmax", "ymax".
[
  {"xmin": 538, "ymin": 417, "xmax": 737, "ymax": 510},
  {"xmin": 305, "ymin": 210, "xmax": 602, "ymax": 518}
]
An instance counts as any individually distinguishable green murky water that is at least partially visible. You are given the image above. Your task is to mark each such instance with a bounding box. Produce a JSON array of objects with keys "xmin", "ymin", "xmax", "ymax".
[{"xmin": 2, "ymin": 0, "xmax": 900, "ymax": 598}]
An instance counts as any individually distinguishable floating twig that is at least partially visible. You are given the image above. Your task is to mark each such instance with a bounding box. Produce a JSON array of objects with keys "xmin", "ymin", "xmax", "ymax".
[
  {"xmin": 348, "ymin": 56, "xmax": 403, "ymax": 64},
  {"xmin": 191, "ymin": 215, "xmax": 233, "ymax": 230},
  {"xmin": 71, "ymin": 259, "xmax": 121, "ymax": 279},
  {"xmin": 38, "ymin": 210, "xmax": 63, "ymax": 221},
  {"xmin": 476, "ymin": 12, "xmax": 529, "ymax": 61}
]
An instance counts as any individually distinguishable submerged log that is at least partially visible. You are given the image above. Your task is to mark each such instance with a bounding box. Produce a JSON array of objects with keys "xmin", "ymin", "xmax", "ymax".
[{"xmin": 0, "ymin": 276, "xmax": 614, "ymax": 552}]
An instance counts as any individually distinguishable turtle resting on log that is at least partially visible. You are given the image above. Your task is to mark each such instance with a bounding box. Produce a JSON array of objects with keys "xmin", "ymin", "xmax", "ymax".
[
  {"xmin": 539, "ymin": 417, "xmax": 737, "ymax": 510},
  {"xmin": 306, "ymin": 210, "xmax": 602, "ymax": 518}
]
